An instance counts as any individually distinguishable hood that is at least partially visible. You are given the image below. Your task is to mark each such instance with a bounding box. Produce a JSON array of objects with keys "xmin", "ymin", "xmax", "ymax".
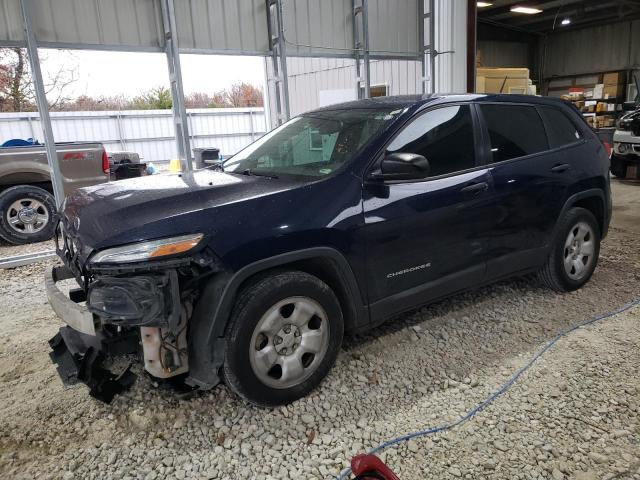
[{"xmin": 61, "ymin": 169, "xmax": 294, "ymax": 257}]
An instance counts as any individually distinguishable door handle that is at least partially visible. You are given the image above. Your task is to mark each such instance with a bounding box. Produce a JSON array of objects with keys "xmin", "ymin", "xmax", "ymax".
[
  {"xmin": 460, "ymin": 181, "xmax": 489, "ymax": 194},
  {"xmin": 551, "ymin": 163, "xmax": 570, "ymax": 173}
]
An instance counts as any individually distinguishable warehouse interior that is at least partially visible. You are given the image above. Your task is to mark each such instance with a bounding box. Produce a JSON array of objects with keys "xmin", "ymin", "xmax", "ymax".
[
  {"xmin": 476, "ymin": 0, "xmax": 640, "ymax": 136},
  {"xmin": 1, "ymin": 1, "xmax": 640, "ymax": 479}
]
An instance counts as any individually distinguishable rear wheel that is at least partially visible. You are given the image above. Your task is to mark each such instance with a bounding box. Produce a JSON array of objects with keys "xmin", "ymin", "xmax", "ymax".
[
  {"xmin": 223, "ymin": 271, "xmax": 344, "ymax": 406},
  {"xmin": 539, "ymin": 207, "xmax": 600, "ymax": 292},
  {"xmin": 0, "ymin": 185, "xmax": 56, "ymax": 244}
]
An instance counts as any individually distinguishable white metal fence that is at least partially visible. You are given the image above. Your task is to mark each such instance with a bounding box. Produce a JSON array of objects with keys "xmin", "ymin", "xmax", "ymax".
[{"xmin": 0, "ymin": 108, "xmax": 267, "ymax": 162}]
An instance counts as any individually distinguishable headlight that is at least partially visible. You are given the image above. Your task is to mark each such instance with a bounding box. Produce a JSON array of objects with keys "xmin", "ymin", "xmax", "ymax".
[
  {"xmin": 90, "ymin": 233, "xmax": 203, "ymax": 264},
  {"xmin": 618, "ymin": 143, "xmax": 628, "ymax": 153}
]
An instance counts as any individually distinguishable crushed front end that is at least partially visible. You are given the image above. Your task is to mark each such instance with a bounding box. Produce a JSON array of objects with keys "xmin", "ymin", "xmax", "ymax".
[{"xmin": 46, "ymin": 219, "xmax": 221, "ymax": 402}]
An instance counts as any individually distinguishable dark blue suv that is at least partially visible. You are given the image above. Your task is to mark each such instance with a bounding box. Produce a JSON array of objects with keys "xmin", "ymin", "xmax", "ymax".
[{"xmin": 47, "ymin": 94, "xmax": 611, "ymax": 405}]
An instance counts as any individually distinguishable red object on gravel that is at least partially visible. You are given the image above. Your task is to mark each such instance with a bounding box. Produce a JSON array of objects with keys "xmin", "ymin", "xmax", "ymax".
[{"xmin": 351, "ymin": 454, "xmax": 401, "ymax": 480}]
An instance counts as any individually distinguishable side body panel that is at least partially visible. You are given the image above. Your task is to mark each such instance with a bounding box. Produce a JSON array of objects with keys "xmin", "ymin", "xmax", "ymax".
[{"xmin": 361, "ymin": 168, "xmax": 493, "ymax": 322}]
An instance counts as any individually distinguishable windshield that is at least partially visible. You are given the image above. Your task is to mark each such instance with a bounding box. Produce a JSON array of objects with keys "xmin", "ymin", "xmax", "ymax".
[{"xmin": 223, "ymin": 108, "xmax": 404, "ymax": 178}]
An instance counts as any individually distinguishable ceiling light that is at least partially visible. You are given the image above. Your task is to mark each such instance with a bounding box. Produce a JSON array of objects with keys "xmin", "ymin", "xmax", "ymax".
[
  {"xmin": 510, "ymin": 6, "xmax": 543, "ymax": 14},
  {"xmin": 561, "ymin": 18, "xmax": 571, "ymax": 25},
  {"xmin": 477, "ymin": 2, "xmax": 493, "ymax": 7}
]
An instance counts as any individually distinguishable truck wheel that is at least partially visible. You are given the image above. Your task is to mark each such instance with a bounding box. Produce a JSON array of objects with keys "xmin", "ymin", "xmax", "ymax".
[
  {"xmin": 223, "ymin": 271, "xmax": 344, "ymax": 406},
  {"xmin": 610, "ymin": 155, "xmax": 627, "ymax": 178},
  {"xmin": 0, "ymin": 185, "xmax": 57, "ymax": 245},
  {"xmin": 539, "ymin": 207, "xmax": 600, "ymax": 292}
]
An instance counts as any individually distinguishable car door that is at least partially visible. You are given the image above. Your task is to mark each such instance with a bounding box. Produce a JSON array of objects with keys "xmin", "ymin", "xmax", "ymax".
[
  {"xmin": 477, "ymin": 103, "xmax": 580, "ymax": 278},
  {"xmin": 361, "ymin": 104, "xmax": 495, "ymax": 323}
]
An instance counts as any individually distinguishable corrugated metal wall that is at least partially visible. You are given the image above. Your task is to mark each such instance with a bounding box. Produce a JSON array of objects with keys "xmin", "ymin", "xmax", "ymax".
[
  {"xmin": 266, "ymin": 0, "xmax": 467, "ymax": 122},
  {"xmin": 0, "ymin": 108, "xmax": 266, "ymax": 161},
  {"xmin": 543, "ymin": 19, "xmax": 640, "ymax": 78},
  {"xmin": 175, "ymin": 0, "xmax": 269, "ymax": 54},
  {"xmin": 367, "ymin": 0, "xmax": 420, "ymax": 57},
  {"xmin": 281, "ymin": 0, "xmax": 354, "ymax": 57},
  {"xmin": 282, "ymin": 57, "xmax": 423, "ymax": 116},
  {"xmin": 478, "ymin": 40, "xmax": 530, "ymax": 69},
  {"xmin": 0, "ymin": 0, "xmax": 422, "ymax": 58},
  {"xmin": 433, "ymin": 0, "xmax": 467, "ymax": 94}
]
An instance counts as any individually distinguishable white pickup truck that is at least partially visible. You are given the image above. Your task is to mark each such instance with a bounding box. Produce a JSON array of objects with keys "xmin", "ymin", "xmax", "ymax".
[{"xmin": 611, "ymin": 105, "xmax": 640, "ymax": 179}]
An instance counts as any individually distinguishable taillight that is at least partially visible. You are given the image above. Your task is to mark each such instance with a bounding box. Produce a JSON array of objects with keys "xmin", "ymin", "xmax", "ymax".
[
  {"xmin": 101, "ymin": 150, "xmax": 110, "ymax": 174},
  {"xmin": 602, "ymin": 141, "xmax": 612, "ymax": 157}
]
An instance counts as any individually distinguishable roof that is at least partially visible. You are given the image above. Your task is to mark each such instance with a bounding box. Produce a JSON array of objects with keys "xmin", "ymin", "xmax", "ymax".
[
  {"xmin": 478, "ymin": 0, "xmax": 640, "ymax": 33},
  {"xmin": 307, "ymin": 93, "xmax": 571, "ymax": 113}
]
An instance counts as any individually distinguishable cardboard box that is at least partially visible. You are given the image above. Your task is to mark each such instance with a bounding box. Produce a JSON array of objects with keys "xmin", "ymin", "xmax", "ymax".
[
  {"xmin": 476, "ymin": 67, "xmax": 530, "ymax": 79},
  {"xmin": 603, "ymin": 72, "xmax": 623, "ymax": 85},
  {"xmin": 603, "ymin": 83, "xmax": 625, "ymax": 98},
  {"xmin": 593, "ymin": 84, "xmax": 604, "ymax": 99},
  {"xmin": 476, "ymin": 68, "xmax": 532, "ymax": 94}
]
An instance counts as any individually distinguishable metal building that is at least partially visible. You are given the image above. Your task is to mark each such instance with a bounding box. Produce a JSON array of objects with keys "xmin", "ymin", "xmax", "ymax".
[{"xmin": 0, "ymin": 0, "xmax": 471, "ymax": 206}]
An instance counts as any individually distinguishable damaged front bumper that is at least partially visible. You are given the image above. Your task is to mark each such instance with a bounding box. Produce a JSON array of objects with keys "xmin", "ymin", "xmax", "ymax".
[
  {"xmin": 49, "ymin": 327, "xmax": 137, "ymax": 403},
  {"xmin": 45, "ymin": 256, "xmax": 209, "ymax": 402},
  {"xmin": 46, "ymin": 266, "xmax": 139, "ymax": 402},
  {"xmin": 46, "ymin": 219, "xmax": 226, "ymax": 402}
]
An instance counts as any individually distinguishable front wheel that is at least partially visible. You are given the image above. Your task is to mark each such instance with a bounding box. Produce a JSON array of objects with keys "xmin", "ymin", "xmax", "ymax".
[
  {"xmin": 539, "ymin": 207, "xmax": 601, "ymax": 292},
  {"xmin": 0, "ymin": 185, "xmax": 57, "ymax": 245},
  {"xmin": 223, "ymin": 271, "xmax": 344, "ymax": 406}
]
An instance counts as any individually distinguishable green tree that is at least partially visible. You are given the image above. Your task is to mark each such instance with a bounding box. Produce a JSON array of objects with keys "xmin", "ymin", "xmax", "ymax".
[{"xmin": 131, "ymin": 86, "xmax": 173, "ymax": 110}]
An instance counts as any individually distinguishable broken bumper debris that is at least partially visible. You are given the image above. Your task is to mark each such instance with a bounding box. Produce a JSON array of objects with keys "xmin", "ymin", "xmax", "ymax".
[{"xmin": 46, "ymin": 265, "xmax": 139, "ymax": 402}]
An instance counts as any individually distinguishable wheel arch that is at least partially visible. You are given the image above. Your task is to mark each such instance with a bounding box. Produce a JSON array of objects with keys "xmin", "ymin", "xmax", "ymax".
[
  {"xmin": 186, "ymin": 247, "xmax": 367, "ymax": 389},
  {"xmin": 552, "ymin": 189, "xmax": 608, "ymax": 243}
]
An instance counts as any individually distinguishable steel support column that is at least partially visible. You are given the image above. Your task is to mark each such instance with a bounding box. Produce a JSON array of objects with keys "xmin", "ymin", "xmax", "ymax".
[
  {"xmin": 422, "ymin": 0, "xmax": 436, "ymax": 94},
  {"xmin": 353, "ymin": 0, "xmax": 371, "ymax": 99},
  {"xmin": 20, "ymin": 0, "xmax": 65, "ymax": 206},
  {"xmin": 362, "ymin": 0, "xmax": 371, "ymax": 98},
  {"xmin": 160, "ymin": 0, "xmax": 192, "ymax": 171},
  {"xmin": 266, "ymin": 0, "xmax": 290, "ymax": 125}
]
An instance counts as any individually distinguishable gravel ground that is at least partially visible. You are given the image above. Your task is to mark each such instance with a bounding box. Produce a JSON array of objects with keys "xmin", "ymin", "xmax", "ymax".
[
  {"xmin": 0, "ymin": 238, "xmax": 55, "ymax": 258},
  {"xmin": 0, "ymin": 180, "xmax": 639, "ymax": 480}
]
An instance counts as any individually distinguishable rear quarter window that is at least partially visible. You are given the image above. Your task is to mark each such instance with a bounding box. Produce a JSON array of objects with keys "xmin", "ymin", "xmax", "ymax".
[
  {"xmin": 479, "ymin": 104, "xmax": 548, "ymax": 163},
  {"xmin": 538, "ymin": 106, "xmax": 582, "ymax": 148}
]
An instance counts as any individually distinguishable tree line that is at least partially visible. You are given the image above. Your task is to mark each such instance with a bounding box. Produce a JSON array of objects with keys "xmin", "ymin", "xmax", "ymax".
[{"xmin": 0, "ymin": 48, "xmax": 263, "ymax": 112}]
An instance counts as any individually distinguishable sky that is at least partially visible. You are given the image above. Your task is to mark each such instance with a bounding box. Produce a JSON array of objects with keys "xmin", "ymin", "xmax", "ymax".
[{"xmin": 40, "ymin": 49, "xmax": 265, "ymax": 99}]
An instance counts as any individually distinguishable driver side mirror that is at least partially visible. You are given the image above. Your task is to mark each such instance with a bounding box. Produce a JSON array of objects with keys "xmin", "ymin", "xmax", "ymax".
[{"xmin": 374, "ymin": 152, "xmax": 431, "ymax": 181}]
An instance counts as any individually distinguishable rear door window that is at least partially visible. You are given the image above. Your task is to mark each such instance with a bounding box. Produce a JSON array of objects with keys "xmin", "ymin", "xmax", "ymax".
[
  {"xmin": 387, "ymin": 105, "xmax": 477, "ymax": 177},
  {"xmin": 538, "ymin": 106, "xmax": 582, "ymax": 148},
  {"xmin": 479, "ymin": 104, "xmax": 548, "ymax": 163}
]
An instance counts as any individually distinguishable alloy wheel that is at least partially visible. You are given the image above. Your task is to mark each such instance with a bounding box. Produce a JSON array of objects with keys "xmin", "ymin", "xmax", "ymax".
[
  {"xmin": 563, "ymin": 221, "xmax": 595, "ymax": 281},
  {"xmin": 249, "ymin": 296, "xmax": 330, "ymax": 389},
  {"xmin": 6, "ymin": 198, "xmax": 50, "ymax": 234}
]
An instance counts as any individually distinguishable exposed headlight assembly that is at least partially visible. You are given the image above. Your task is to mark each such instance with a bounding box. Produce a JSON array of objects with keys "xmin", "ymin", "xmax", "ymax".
[{"xmin": 90, "ymin": 233, "xmax": 203, "ymax": 264}]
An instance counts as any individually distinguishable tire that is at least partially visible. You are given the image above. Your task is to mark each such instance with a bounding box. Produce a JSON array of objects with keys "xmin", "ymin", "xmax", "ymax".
[
  {"xmin": 223, "ymin": 270, "xmax": 344, "ymax": 406},
  {"xmin": 0, "ymin": 185, "xmax": 57, "ymax": 245},
  {"xmin": 539, "ymin": 207, "xmax": 600, "ymax": 292},
  {"xmin": 610, "ymin": 155, "xmax": 627, "ymax": 178}
]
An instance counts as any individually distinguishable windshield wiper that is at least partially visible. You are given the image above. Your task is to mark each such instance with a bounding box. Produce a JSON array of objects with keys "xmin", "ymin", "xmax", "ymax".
[{"xmin": 240, "ymin": 169, "xmax": 279, "ymax": 179}]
